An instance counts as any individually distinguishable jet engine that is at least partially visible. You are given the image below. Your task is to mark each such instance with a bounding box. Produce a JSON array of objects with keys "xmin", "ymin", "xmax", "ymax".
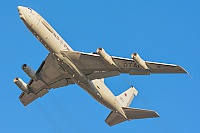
[
  {"xmin": 131, "ymin": 53, "xmax": 149, "ymax": 70},
  {"xmin": 13, "ymin": 78, "xmax": 30, "ymax": 93},
  {"xmin": 96, "ymin": 48, "xmax": 117, "ymax": 66},
  {"xmin": 22, "ymin": 64, "xmax": 38, "ymax": 81}
]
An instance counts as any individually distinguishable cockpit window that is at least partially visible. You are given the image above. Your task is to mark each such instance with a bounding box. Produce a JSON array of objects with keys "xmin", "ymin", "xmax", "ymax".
[{"xmin": 27, "ymin": 7, "xmax": 32, "ymax": 13}]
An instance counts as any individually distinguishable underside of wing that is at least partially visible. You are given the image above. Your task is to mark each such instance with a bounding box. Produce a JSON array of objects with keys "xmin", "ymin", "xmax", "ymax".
[
  {"xmin": 18, "ymin": 54, "xmax": 74, "ymax": 106},
  {"xmin": 60, "ymin": 50, "xmax": 187, "ymax": 80},
  {"xmin": 146, "ymin": 61, "xmax": 187, "ymax": 74},
  {"xmin": 60, "ymin": 50, "xmax": 142, "ymax": 79},
  {"xmin": 19, "ymin": 89, "xmax": 48, "ymax": 106}
]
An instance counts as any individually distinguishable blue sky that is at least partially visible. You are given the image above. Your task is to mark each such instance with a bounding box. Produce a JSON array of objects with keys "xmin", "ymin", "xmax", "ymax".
[{"xmin": 0, "ymin": 0, "xmax": 199, "ymax": 133}]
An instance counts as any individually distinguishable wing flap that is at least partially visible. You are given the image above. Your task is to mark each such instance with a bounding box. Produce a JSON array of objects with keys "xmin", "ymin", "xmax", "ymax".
[
  {"xmin": 49, "ymin": 78, "xmax": 74, "ymax": 88},
  {"xmin": 87, "ymin": 71, "xmax": 120, "ymax": 80}
]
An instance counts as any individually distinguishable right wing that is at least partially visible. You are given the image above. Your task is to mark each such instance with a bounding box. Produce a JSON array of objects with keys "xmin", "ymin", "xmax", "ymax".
[{"xmin": 19, "ymin": 54, "xmax": 74, "ymax": 106}]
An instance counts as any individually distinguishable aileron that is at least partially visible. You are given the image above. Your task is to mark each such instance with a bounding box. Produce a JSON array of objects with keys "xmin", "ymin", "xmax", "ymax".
[{"xmin": 146, "ymin": 61, "xmax": 187, "ymax": 74}]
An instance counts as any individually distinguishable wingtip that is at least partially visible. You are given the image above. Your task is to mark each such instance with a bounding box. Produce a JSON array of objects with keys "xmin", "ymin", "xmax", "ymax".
[
  {"xmin": 179, "ymin": 66, "xmax": 192, "ymax": 79},
  {"xmin": 155, "ymin": 111, "xmax": 160, "ymax": 117}
]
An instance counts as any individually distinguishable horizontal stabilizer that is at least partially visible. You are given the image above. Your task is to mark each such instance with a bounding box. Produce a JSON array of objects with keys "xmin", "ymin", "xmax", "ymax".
[
  {"xmin": 105, "ymin": 107, "xmax": 159, "ymax": 126},
  {"xmin": 105, "ymin": 111, "xmax": 126, "ymax": 126},
  {"xmin": 122, "ymin": 107, "xmax": 159, "ymax": 119}
]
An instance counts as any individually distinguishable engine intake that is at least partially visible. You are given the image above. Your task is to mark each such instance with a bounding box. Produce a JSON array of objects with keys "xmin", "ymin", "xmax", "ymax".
[
  {"xmin": 96, "ymin": 48, "xmax": 117, "ymax": 67},
  {"xmin": 13, "ymin": 78, "xmax": 30, "ymax": 93},
  {"xmin": 131, "ymin": 53, "xmax": 149, "ymax": 70},
  {"xmin": 22, "ymin": 64, "xmax": 38, "ymax": 81}
]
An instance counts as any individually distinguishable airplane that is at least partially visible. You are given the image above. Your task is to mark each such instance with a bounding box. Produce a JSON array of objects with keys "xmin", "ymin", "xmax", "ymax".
[{"xmin": 14, "ymin": 6, "xmax": 187, "ymax": 126}]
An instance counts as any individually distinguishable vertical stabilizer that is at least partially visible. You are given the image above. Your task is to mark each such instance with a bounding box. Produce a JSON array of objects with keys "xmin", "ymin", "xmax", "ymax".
[
  {"xmin": 105, "ymin": 86, "xmax": 159, "ymax": 126},
  {"xmin": 116, "ymin": 87, "xmax": 138, "ymax": 107}
]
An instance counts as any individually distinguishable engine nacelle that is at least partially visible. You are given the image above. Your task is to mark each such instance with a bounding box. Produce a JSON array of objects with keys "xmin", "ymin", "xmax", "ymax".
[
  {"xmin": 13, "ymin": 78, "xmax": 30, "ymax": 94},
  {"xmin": 22, "ymin": 64, "xmax": 38, "ymax": 81},
  {"xmin": 131, "ymin": 53, "xmax": 149, "ymax": 70},
  {"xmin": 96, "ymin": 48, "xmax": 117, "ymax": 66}
]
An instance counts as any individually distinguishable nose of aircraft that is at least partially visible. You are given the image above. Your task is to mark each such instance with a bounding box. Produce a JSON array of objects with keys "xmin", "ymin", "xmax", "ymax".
[
  {"xmin": 18, "ymin": 6, "xmax": 26, "ymax": 20},
  {"xmin": 17, "ymin": 6, "xmax": 23, "ymax": 11}
]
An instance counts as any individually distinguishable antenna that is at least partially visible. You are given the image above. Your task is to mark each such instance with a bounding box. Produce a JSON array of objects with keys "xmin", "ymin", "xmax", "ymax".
[{"xmin": 125, "ymin": 79, "xmax": 134, "ymax": 88}]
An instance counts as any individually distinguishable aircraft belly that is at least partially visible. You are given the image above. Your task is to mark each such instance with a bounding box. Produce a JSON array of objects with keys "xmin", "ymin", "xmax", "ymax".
[
  {"xmin": 53, "ymin": 59, "xmax": 119, "ymax": 111},
  {"xmin": 88, "ymin": 79, "xmax": 121, "ymax": 111}
]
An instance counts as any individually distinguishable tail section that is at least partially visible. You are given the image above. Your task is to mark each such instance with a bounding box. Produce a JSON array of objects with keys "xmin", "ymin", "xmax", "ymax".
[
  {"xmin": 105, "ymin": 87, "xmax": 159, "ymax": 126},
  {"xmin": 116, "ymin": 87, "xmax": 138, "ymax": 107},
  {"xmin": 105, "ymin": 107, "xmax": 159, "ymax": 126}
]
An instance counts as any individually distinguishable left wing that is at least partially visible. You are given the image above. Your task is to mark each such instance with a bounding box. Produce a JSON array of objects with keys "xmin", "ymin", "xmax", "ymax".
[
  {"xmin": 60, "ymin": 50, "xmax": 187, "ymax": 80},
  {"xmin": 19, "ymin": 54, "xmax": 74, "ymax": 106}
]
